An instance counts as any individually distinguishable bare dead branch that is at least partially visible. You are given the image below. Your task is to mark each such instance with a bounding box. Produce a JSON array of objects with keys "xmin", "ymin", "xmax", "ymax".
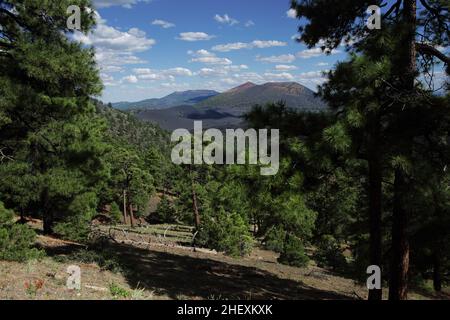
[{"xmin": 416, "ymin": 43, "xmax": 450, "ymax": 66}]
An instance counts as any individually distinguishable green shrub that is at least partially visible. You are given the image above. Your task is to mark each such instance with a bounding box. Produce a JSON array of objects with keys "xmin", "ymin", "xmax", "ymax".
[
  {"xmin": 53, "ymin": 248, "xmax": 122, "ymax": 273},
  {"xmin": 109, "ymin": 202, "xmax": 122, "ymax": 223},
  {"xmin": 313, "ymin": 235, "xmax": 348, "ymax": 272},
  {"xmin": 109, "ymin": 282, "xmax": 131, "ymax": 299},
  {"xmin": 265, "ymin": 227, "xmax": 310, "ymax": 268},
  {"xmin": 278, "ymin": 234, "xmax": 309, "ymax": 267},
  {"xmin": 154, "ymin": 195, "xmax": 177, "ymax": 223},
  {"xmin": 54, "ymin": 216, "xmax": 91, "ymax": 243},
  {"xmin": 54, "ymin": 192, "xmax": 97, "ymax": 242},
  {"xmin": 198, "ymin": 210, "xmax": 253, "ymax": 257},
  {"xmin": 264, "ymin": 226, "xmax": 285, "ymax": 253},
  {"xmin": 0, "ymin": 202, "xmax": 43, "ymax": 262}
]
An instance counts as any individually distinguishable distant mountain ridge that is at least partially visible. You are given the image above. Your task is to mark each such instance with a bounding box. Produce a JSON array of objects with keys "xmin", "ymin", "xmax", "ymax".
[
  {"xmin": 113, "ymin": 90, "xmax": 219, "ymax": 110},
  {"xmin": 196, "ymin": 82, "xmax": 326, "ymax": 111},
  {"xmin": 126, "ymin": 82, "xmax": 328, "ymax": 131}
]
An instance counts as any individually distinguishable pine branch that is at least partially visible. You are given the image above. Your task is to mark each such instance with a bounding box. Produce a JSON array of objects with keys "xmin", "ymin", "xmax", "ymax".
[
  {"xmin": 415, "ymin": 43, "xmax": 450, "ymax": 67},
  {"xmin": 419, "ymin": 0, "xmax": 448, "ymax": 17},
  {"xmin": 0, "ymin": 147, "xmax": 14, "ymax": 162},
  {"xmin": 383, "ymin": 0, "xmax": 402, "ymax": 19},
  {"xmin": 0, "ymin": 7, "xmax": 25, "ymax": 28}
]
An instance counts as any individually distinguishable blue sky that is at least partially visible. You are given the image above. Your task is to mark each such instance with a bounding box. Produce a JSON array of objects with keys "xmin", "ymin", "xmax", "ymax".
[
  {"xmin": 81, "ymin": 0, "xmax": 447, "ymax": 103},
  {"xmin": 78, "ymin": 0, "xmax": 345, "ymax": 103}
]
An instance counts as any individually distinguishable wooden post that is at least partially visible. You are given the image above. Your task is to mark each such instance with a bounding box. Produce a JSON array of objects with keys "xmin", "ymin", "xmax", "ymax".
[
  {"xmin": 129, "ymin": 203, "xmax": 135, "ymax": 228},
  {"xmin": 123, "ymin": 189, "xmax": 128, "ymax": 224}
]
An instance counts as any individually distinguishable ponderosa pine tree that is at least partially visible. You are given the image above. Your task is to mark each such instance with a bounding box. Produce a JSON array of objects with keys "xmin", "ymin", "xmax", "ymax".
[
  {"xmin": 291, "ymin": 0, "xmax": 449, "ymax": 300},
  {"xmin": 0, "ymin": 0, "xmax": 108, "ymax": 235}
]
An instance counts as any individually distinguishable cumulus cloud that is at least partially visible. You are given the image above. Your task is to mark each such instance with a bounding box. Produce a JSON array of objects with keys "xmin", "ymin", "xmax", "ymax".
[
  {"xmin": 74, "ymin": 24, "xmax": 155, "ymax": 52},
  {"xmin": 132, "ymin": 67, "xmax": 193, "ymax": 81},
  {"xmin": 196, "ymin": 68, "xmax": 228, "ymax": 78},
  {"xmin": 100, "ymin": 65, "xmax": 124, "ymax": 73},
  {"xmin": 264, "ymin": 72, "xmax": 295, "ymax": 81},
  {"xmin": 177, "ymin": 32, "xmax": 215, "ymax": 41},
  {"xmin": 122, "ymin": 75, "xmax": 138, "ymax": 83},
  {"xmin": 214, "ymin": 14, "xmax": 239, "ymax": 26},
  {"xmin": 100, "ymin": 73, "xmax": 116, "ymax": 86},
  {"xmin": 256, "ymin": 54, "xmax": 296, "ymax": 63},
  {"xmin": 245, "ymin": 20, "xmax": 255, "ymax": 27},
  {"xmin": 297, "ymin": 70, "xmax": 329, "ymax": 87},
  {"xmin": 164, "ymin": 67, "xmax": 193, "ymax": 77},
  {"xmin": 195, "ymin": 65, "xmax": 248, "ymax": 78},
  {"xmin": 296, "ymin": 47, "xmax": 341, "ymax": 59},
  {"xmin": 224, "ymin": 64, "xmax": 249, "ymax": 72},
  {"xmin": 152, "ymin": 19, "xmax": 175, "ymax": 29},
  {"xmin": 93, "ymin": 0, "xmax": 150, "ymax": 9},
  {"xmin": 73, "ymin": 12, "xmax": 154, "ymax": 75},
  {"xmin": 286, "ymin": 9, "xmax": 297, "ymax": 19},
  {"xmin": 188, "ymin": 49, "xmax": 232, "ymax": 65},
  {"xmin": 212, "ymin": 40, "xmax": 287, "ymax": 52},
  {"xmin": 275, "ymin": 65, "xmax": 298, "ymax": 71}
]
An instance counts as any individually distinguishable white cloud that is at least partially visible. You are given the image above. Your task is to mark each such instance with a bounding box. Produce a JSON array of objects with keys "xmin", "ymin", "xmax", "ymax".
[
  {"xmin": 252, "ymin": 40, "xmax": 287, "ymax": 49},
  {"xmin": 73, "ymin": 16, "xmax": 155, "ymax": 52},
  {"xmin": 298, "ymin": 70, "xmax": 328, "ymax": 79},
  {"xmin": 212, "ymin": 42, "xmax": 248, "ymax": 52},
  {"xmin": 297, "ymin": 70, "xmax": 329, "ymax": 87},
  {"xmin": 275, "ymin": 65, "xmax": 298, "ymax": 71},
  {"xmin": 132, "ymin": 67, "xmax": 193, "ymax": 81},
  {"xmin": 212, "ymin": 40, "xmax": 287, "ymax": 52},
  {"xmin": 196, "ymin": 68, "xmax": 228, "ymax": 78},
  {"xmin": 232, "ymin": 72, "xmax": 265, "ymax": 83},
  {"xmin": 296, "ymin": 47, "xmax": 341, "ymax": 59},
  {"xmin": 191, "ymin": 56, "xmax": 232, "ymax": 65},
  {"xmin": 101, "ymin": 73, "xmax": 114, "ymax": 82},
  {"xmin": 188, "ymin": 50, "xmax": 232, "ymax": 65},
  {"xmin": 245, "ymin": 20, "xmax": 255, "ymax": 27},
  {"xmin": 214, "ymin": 14, "xmax": 239, "ymax": 26},
  {"xmin": 317, "ymin": 62, "xmax": 329, "ymax": 66},
  {"xmin": 95, "ymin": 51, "xmax": 147, "ymax": 67},
  {"xmin": 287, "ymin": 9, "xmax": 297, "ymax": 19},
  {"xmin": 224, "ymin": 64, "xmax": 249, "ymax": 72},
  {"xmin": 93, "ymin": 0, "xmax": 150, "ymax": 9},
  {"xmin": 164, "ymin": 67, "xmax": 193, "ymax": 77},
  {"xmin": 195, "ymin": 65, "xmax": 248, "ymax": 78},
  {"xmin": 122, "ymin": 75, "xmax": 138, "ymax": 83},
  {"xmin": 152, "ymin": 19, "xmax": 175, "ymax": 29},
  {"xmin": 264, "ymin": 72, "xmax": 295, "ymax": 81},
  {"xmin": 177, "ymin": 32, "xmax": 215, "ymax": 42},
  {"xmin": 100, "ymin": 65, "xmax": 124, "ymax": 73},
  {"xmin": 73, "ymin": 13, "xmax": 154, "ymax": 75},
  {"xmin": 256, "ymin": 54, "xmax": 296, "ymax": 63}
]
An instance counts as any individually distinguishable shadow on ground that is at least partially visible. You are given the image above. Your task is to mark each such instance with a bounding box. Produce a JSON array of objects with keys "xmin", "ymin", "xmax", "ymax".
[{"xmin": 51, "ymin": 240, "xmax": 353, "ymax": 300}]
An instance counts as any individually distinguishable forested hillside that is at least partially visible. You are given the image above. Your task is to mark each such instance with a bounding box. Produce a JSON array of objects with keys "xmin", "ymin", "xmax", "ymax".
[{"xmin": 0, "ymin": 0, "xmax": 449, "ymax": 301}]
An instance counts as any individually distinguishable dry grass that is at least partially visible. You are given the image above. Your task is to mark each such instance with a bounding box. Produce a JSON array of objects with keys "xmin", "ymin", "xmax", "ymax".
[{"xmin": 0, "ymin": 222, "xmax": 448, "ymax": 300}]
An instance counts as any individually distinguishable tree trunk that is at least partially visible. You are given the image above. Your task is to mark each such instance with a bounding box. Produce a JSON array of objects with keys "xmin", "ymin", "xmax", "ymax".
[
  {"xmin": 191, "ymin": 178, "xmax": 201, "ymax": 230},
  {"xmin": 19, "ymin": 208, "xmax": 26, "ymax": 224},
  {"xmin": 129, "ymin": 203, "xmax": 135, "ymax": 228},
  {"xmin": 388, "ymin": 0, "xmax": 416, "ymax": 301},
  {"xmin": 43, "ymin": 211, "xmax": 54, "ymax": 235},
  {"xmin": 192, "ymin": 183, "xmax": 200, "ymax": 229},
  {"xmin": 123, "ymin": 189, "xmax": 128, "ymax": 224},
  {"xmin": 42, "ymin": 188, "xmax": 53, "ymax": 235},
  {"xmin": 368, "ymin": 117, "xmax": 383, "ymax": 300},
  {"xmin": 433, "ymin": 251, "xmax": 442, "ymax": 292},
  {"xmin": 389, "ymin": 169, "xmax": 410, "ymax": 300}
]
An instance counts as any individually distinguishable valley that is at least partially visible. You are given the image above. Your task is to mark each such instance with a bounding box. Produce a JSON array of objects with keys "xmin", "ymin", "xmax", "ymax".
[{"xmin": 113, "ymin": 82, "xmax": 327, "ymax": 130}]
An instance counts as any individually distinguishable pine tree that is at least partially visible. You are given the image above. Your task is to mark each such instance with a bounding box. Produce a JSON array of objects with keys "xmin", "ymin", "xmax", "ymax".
[
  {"xmin": 291, "ymin": 0, "xmax": 449, "ymax": 300},
  {"xmin": 0, "ymin": 0, "xmax": 107, "ymax": 235}
]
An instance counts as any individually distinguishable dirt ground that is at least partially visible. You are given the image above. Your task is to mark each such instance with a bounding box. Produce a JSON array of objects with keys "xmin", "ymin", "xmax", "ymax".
[{"xmin": 0, "ymin": 225, "xmax": 448, "ymax": 300}]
